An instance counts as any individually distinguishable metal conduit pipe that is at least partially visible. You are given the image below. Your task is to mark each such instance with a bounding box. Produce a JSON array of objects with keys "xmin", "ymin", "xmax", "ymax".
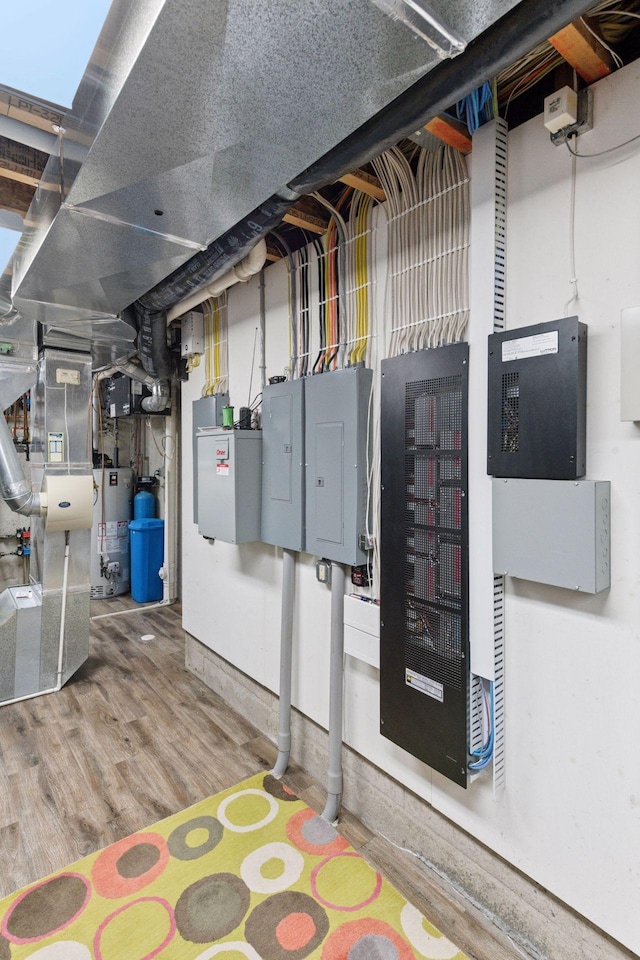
[
  {"xmin": 0, "ymin": 414, "xmax": 43, "ymax": 516},
  {"xmin": 322, "ymin": 562, "xmax": 346, "ymax": 823},
  {"xmin": 271, "ymin": 548, "xmax": 296, "ymax": 780}
]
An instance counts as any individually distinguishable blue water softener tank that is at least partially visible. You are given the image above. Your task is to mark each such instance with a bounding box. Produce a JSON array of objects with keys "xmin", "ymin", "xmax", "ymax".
[
  {"xmin": 129, "ymin": 518, "xmax": 164, "ymax": 602},
  {"xmin": 133, "ymin": 475, "xmax": 157, "ymax": 519}
]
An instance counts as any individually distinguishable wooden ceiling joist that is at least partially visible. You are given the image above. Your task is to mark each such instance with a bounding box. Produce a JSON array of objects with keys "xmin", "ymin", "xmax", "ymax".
[
  {"xmin": 0, "ymin": 177, "xmax": 36, "ymax": 216},
  {"xmin": 424, "ymin": 115, "xmax": 472, "ymax": 154},
  {"xmin": 338, "ymin": 168, "xmax": 386, "ymax": 201},
  {"xmin": 0, "ymin": 135, "xmax": 48, "ymax": 187},
  {"xmin": 549, "ymin": 17, "xmax": 615, "ymax": 83},
  {"xmin": 283, "ymin": 196, "xmax": 329, "ymax": 235},
  {"xmin": 0, "ymin": 85, "xmax": 64, "ymax": 133},
  {"xmin": 265, "ymin": 240, "xmax": 283, "ymax": 262}
]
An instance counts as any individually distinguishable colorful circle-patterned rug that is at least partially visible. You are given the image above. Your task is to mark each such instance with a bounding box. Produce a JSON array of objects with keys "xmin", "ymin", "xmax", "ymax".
[{"xmin": 0, "ymin": 772, "xmax": 469, "ymax": 959}]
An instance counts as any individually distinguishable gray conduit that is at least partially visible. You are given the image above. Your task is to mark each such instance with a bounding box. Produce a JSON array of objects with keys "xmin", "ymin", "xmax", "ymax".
[
  {"xmin": 322, "ymin": 562, "xmax": 346, "ymax": 823},
  {"xmin": 271, "ymin": 547, "xmax": 296, "ymax": 780}
]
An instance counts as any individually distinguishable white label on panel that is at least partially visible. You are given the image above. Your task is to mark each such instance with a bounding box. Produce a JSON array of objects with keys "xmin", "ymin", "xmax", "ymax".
[
  {"xmin": 56, "ymin": 368, "xmax": 81, "ymax": 385},
  {"xmin": 216, "ymin": 464, "xmax": 229, "ymax": 476},
  {"xmin": 502, "ymin": 330, "xmax": 558, "ymax": 362},
  {"xmin": 405, "ymin": 668, "xmax": 444, "ymax": 702},
  {"xmin": 47, "ymin": 431, "xmax": 64, "ymax": 462}
]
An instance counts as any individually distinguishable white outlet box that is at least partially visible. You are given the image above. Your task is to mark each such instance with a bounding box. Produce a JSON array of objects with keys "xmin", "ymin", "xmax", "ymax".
[
  {"xmin": 344, "ymin": 594, "xmax": 380, "ymax": 668},
  {"xmin": 544, "ymin": 86, "xmax": 578, "ymax": 134}
]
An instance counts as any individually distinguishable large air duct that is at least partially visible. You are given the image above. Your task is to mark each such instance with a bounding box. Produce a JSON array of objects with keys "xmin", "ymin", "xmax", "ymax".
[
  {"xmin": 123, "ymin": 0, "xmax": 591, "ymax": 323},
  {"xmin": 0, "ymin": 414, "xmax": 42, "ymax": 516}
]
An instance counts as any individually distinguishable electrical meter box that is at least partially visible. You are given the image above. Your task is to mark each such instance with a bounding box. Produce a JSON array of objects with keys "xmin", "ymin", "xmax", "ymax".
[
  {"xmin": 261, "ymin": 379, "xmax": 305, "ymax": 551},
  {"xmin": 305, "ymin": 366, "xmax": 372, "ymax": 566},
  {"xmin": 181, "ymin": 311, "xmax": 204, "ymax": 358},
  {"xmin": 487, "ymin": 316, "xmax": 587, "ymax": 479},
  {"xmin": 192, "ymin": 394, "xmax": 229, "ymax": 523},
  {"xmin": 196, "ymin": 428, "xmax": 262, "ymax": 543}
]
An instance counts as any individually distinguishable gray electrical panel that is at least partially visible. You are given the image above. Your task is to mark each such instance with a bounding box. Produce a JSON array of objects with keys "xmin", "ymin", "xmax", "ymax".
[
  {"xmin": 492, "ymin": 478, "xmax": 610, "ymax": 593},
  {"xmin": 192, "ymin": 394, "xmax": 229, "ymax": 523},
  {"xmin": 305, "ymin": 366, "xmax": 372, "ymax": 565},
  {"xmin": 261, "ymin": 379, "xmax": 305, "ymax": 550},
  {"xmin": 197, "ymin": 428, "xmax": 262, "ymax": 543}
]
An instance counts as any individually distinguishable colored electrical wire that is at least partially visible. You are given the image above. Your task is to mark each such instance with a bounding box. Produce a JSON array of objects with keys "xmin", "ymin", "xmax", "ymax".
[{"xmin": 469, "ymin": 681, "xmax": 494, "ymax": 771}]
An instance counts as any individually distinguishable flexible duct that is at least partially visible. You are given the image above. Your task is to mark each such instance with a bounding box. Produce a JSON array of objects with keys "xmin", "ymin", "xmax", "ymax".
[
  {"xmin": 141, "ymin": 379, "xmax": 170, "ymax": 413},
  {"xmin": 166, "ymin": 239, "xmax": 267, "ymax": 324},
  {"xmin": 0, "ymin": 414, "xmax": 43, "ymax": 516}
]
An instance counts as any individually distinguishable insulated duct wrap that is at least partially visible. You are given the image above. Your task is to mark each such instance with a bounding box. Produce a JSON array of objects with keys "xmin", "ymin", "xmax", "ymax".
[{"xmin": 130, "ymin": 197, "xmax": 294, "ymax": 377}]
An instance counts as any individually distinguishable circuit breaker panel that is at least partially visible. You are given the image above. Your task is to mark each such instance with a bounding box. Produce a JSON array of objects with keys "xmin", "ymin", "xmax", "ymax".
[
  {"xmin": 192, "ymin": 394, "xmax": 229, "ymax": 523},
  {"xmin": 261, "ymin": 379, "xmax": 305, "ymax": 551},
  {"xmin": 196, "ymin": 428, "xmax": 261, "ymax": 543},
  {"xmin": 487, "ymin": 316, "xmax": 587, "ymax": 479},
  {"xmin": 380, "ymin": 344, "xmax": 469, "ymax": 788},
  {"xmin": 305, "ymin": 366, "xmax": 372, "ymax": 566}
]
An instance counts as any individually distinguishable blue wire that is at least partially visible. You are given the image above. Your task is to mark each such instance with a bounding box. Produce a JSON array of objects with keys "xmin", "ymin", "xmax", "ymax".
[
  {"xmin": 455, "ymin": 82, "xmax": 494, "ymax": 134},
  {"xmin": 468, "ymin": 681, "xmax": 494, "ymax": 771}
]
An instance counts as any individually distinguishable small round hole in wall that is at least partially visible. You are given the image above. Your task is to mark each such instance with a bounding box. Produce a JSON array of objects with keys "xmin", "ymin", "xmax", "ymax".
[{"xmin": 154, "ymin": 209, "xmax": 164, "ymax": 216}]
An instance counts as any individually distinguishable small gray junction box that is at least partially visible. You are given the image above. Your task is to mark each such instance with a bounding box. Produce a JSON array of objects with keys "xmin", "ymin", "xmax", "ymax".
[
  {"xmin": 197, "ymin": 428, "xmax": 262, "ymax": 544},
  {"xmin": 305, "ymin": 366, "xmax": 372, "ymax": 566},
  {"xmin": 261, "ymin": 379, "xmax": 305, "ymax": 551},
  {"xmin": 492, "ymin": 478, "xmax": 610, "ymax": 593}
]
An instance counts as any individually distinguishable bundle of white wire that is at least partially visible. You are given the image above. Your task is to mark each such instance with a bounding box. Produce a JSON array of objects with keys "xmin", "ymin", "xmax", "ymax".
[{"xmin": 372, "ymin": 145, "xmax": 469, "ymax": 357}]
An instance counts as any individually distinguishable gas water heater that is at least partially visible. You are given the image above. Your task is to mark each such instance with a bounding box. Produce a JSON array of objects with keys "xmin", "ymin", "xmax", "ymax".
[{"xmin": 90, "ymin": 468, "xmax": 133, "ymax": 598}]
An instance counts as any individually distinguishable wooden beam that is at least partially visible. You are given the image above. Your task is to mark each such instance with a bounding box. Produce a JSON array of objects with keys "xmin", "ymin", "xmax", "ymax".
[
  {"xmin": 0, "ymin": 177, "xmax": 36, "ymax": 216},
  {"xmin": 549, "ymin": 17, "xmax": 615, "ymax": 83},
  {"xmin": 0, "ymin": 135, "xmax": 48, "ymax": 186},
  {"xmin": 283, "ymin": 197, "xmax": 329, "ymax": 235},
  {"xmin": 265, "ymin": 240, "xmax": 283, "ymax": 262},
  {"xmin": 424, "ymin": 114, "xmax": 472, "ymax": 154},
  {"xmin": 0, "ymin": 85, "xmax": 64, "ymax": 133},
  {"xmin": 338, "ymin": 168, "xmax": 386, "ymax": 201}
]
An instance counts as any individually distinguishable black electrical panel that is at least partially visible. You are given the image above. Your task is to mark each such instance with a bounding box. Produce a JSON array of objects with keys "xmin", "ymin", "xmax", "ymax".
[
  {"xmin": 380, "ymin": 344, "xmax": 469, "ymax": 789},
  {"xmin": 487, "ymin": 316, "xmax": 587, "ymax": 479}
]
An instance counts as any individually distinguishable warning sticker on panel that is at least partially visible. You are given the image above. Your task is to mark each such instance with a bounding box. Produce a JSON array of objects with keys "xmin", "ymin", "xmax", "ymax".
[
  {"xmin": 405, "ymin": 668, "xmax": 444, "ymax": 702},
  {"xmin": 502, "ymin": 330, "xmax": 558, "ymax": 362},
  {"xmin": 216, "ymin": 464, "xmax": 229, "ymax": 476}
]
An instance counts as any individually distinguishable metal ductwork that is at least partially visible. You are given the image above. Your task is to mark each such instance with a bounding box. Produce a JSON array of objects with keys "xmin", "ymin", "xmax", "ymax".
[
  {"xmin": 0, "ymin": 414, "xmax": 42, "ymax": 517},
  {"xmin": 0, "ymin": 0, "xmax": 596, "ymax": 363}
]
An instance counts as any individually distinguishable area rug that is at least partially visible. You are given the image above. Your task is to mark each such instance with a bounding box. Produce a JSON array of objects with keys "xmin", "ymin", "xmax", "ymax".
[{"xmin": 0, "ymin": 771, "xmax": 469, "ymax": 960}]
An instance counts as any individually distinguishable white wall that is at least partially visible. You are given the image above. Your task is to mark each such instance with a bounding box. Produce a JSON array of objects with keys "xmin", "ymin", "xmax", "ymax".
[{"xmin": 182, "ymin": 61, "xmax": 640, "ymax": 955}]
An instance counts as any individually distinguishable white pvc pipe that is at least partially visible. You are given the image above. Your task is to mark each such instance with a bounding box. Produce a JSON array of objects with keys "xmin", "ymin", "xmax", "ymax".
[
  {"xmin": 322, "ymin": 562, "xmax": 346, "ymax": 823},
  {"xmin": 161, "ymin": 394, "xmax": 178, "ymax": 602},
  {"xmin": 56, "ymin": 533, "xmax": 71, "ymax": 685},
  {"xmin": 90, "ymin": 598, "xmax": 177, "ymax": 621},
  {"xmin": 166, "ymin": 239, "xmax": 267, "ymax": 324}
]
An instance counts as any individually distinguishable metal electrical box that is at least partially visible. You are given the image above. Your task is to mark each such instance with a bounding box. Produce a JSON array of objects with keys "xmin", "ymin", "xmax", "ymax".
[
  {"xmin": 181, "ymin": 311, "xmax": 204, "ymax": 358},
  {"xmin": 487, "ymin": 316, "xmax": 587, "ymax": 479},
  {"xmin": 261, "ymin": 379, "xmax": 305, "ymax": 550},
  {"xmin": 192, "ymin": 394, "xmax": 229, "ymax": 523},
  {"xmin": 103, "ymin": 373, "xmax": 163, "ymax": 417},
  {"xmin": 492, "ymin": 478, "xmax": 610, "ymax": 593},
  {"xmin": 380, "ymin": 344, "xmax": 469, "ymax": 788},
  {"xmin": 197, "ymin": 428, "xmax": 262, "ymax": 543},
  {"xmin": 305, "ymin": 366, "xmax": 372, "ymax": 565}
]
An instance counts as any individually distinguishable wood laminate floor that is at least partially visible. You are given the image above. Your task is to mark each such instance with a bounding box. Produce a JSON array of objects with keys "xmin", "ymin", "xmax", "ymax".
[{"xmin": 0, "ymin": 600, "xmax": 523, "ymax": 960}]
